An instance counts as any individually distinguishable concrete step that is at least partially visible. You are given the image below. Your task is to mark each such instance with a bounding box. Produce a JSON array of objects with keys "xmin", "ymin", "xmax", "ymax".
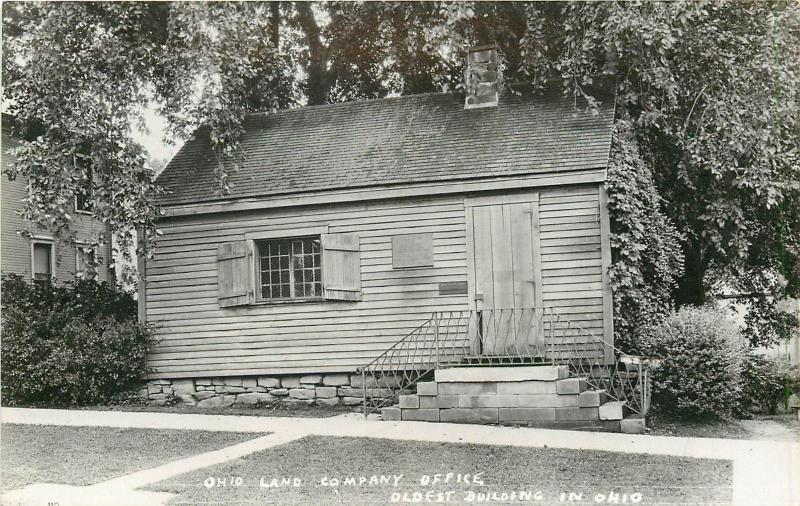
[
  {"xmin": 435, "ymin": 365, "xmax": 569, "ymax": 383},
  {"xmin": 598, "ymin": 400, "xmax": 629, "ymax": 421},
  {"xmin": 555, "ymin": 377, "xmax": 588, "ymax": 394},
  {"xmin": 620, "ymin": 414, "xmax": 646, "ymax": 434},
  {"xmin": 577, "ymin": 389, "xmax": 608, "ymax": 407}
]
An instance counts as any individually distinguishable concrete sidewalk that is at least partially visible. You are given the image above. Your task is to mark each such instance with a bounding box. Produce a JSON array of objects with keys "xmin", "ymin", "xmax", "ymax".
[{"xmin": 3, "ymin": 407, "xmax": 799, "ymax": 505}]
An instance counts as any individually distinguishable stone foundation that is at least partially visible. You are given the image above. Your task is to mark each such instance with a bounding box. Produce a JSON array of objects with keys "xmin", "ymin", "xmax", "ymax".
[{"xmin": 140, "ymin": 372, "xmax": 387, "ymax": 407}]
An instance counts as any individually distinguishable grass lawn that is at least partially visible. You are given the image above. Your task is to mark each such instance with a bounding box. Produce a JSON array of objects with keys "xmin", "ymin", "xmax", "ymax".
[
  {"xmin": 0, "ymin": 424, "xmax": 264, "ymax": 490},
  {"xmin": 147, "ymin": 436, "xmax": 733, "ymax": 505}
]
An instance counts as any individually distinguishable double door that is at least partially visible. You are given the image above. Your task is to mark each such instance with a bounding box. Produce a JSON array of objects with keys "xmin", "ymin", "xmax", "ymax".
[{"xmin": 466, "ymin": 194, "xmax": 544, "ymax": 356}]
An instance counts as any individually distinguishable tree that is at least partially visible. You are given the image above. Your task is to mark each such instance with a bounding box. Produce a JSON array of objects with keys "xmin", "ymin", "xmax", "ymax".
[{"xmin": 3, "ymin": 1, "xmax": 798, "ymax": 345}]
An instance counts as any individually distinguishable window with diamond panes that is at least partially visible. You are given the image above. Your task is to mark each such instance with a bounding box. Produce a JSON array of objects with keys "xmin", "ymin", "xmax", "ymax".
[{"xmin": 258, "ymin": 237, "xmax": 322, "ymax": 300}]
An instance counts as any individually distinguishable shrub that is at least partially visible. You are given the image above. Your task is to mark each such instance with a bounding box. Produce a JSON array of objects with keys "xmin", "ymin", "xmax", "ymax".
[
  {"xmin": 640, "ymin": 306, "xmax": 746, "ymax": 420},
  {"xmin": 1, "ymin": 273, "xmax": 154, "ymax": 406},
  {"xmin": 736, "ymin": 353, "xmax": 788, "ymax": 416}
]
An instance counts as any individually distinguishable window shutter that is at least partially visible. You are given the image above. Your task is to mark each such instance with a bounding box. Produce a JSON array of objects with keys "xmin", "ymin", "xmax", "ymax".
[
  {"xmin": 217, "ymin": 241, "xmax": 253, "ymax": 308},
  {"xmin": 321, "ymin": 233, "xmax": 361, "ymax": 301}
]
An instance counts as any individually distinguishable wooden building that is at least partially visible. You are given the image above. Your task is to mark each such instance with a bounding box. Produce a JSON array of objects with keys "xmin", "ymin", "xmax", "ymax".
[
  {"xmin": 1, "ymin": 115, "xmax": 114, "ymax": 284},
  {"xmin": 142, "ymin": 48, "xmax": 617, "ymax": 409}
]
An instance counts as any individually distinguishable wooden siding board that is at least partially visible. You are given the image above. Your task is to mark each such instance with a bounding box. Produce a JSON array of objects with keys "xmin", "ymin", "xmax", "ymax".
[{"xmin": 538, "ymin": 186, "xmax": 604, "ymax": 340}]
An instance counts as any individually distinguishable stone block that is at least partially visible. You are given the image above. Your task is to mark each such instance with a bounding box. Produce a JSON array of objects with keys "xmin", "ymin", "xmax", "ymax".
[
  {"xmin": 416, "ymin": 382, "xmax": 437, "ymax": 396},
  {"xmin": 218, "ymin": 386, "xmax": 246, "ymax": 394},
  {"xmin": 620, "ymin": 417, "xmax": 646, "ymax": 434},
  {"xmin": 148, "ymin": 393, "xmax": 167, "ymax": 401},
  {"xmin": 300, "ymin": 374, "xmax": 323, "ymax": 385},
  {"xmin": 497, "ymin": 381, "xmax": 556, "ymax": 395},
  {"xmin": 147, "ymin": 385, "xmax": 163, "ymax": 395},
  {"xmin": 381, "ymin": 407, "xmax": 402, "ymax": 421},
  {"xmin": 270, "ymin": 388, "xmax": 289, "ymax": 397},
  {"xmin": 197, "ymin": 395, "xmax": 234, "ymax": 408},
  {"xmin": 258, "ymin": 377, "xmax": 281, "ymax": 388},
  {"xmin": 151, "ymin": 379, "xmax": 171, "ymax": 385},
  {"xmin": 376, "ymin": 376, "xmax": 403, "ymax": 388},
  {"xmin": 440, "ymin": 408, "xmax": 499, "ymax": 424},
  {"xmin": 341, "ymin": 396, "xmax": 364, "ymax": 406},
  {"xmin": 224, "ymin": 378, "xmax": 243, "ymax": 387},
  {"xmin": 435, "ymin": 366, "xmax": 568, "ymax": 383},
  {"xmin": 289, "ymin": 388, "xmax": 316, "ymax": 400},
  {"xmin": 322, "ymin": 373, "xmax": 350, "ymax": 386},
  {"xmin": 402, "ymin": 409, "xmax": 440, "ymax": 422},
  {"xmin": 282, "ymin": 377, "xmax": 302, "ymax": 388},
  {"xmin": 556, "ymin": 407, "xmax": 600, "ymax": 421},
  {"xmin": 577, "ymin": 390, "xmax": 607, "ymax": 408},
  {"xmin": 242, "ymin": 378, "xmax": 258, "ymax": 388},
  {"xmin": 498, "ymin": 407, "xmax": 556, "ymax": 422},
  {"xmin": 237, "ymin": 392, "xmax": 275, "ymax": 405},
  {"xmin": 350, "ymin": 374, "xmax": 378, "ymax": 388},
  {"xmin": 556, "ymin": 378, "xmax": 588, "ymax": 395},
  {"xmin": 195, "ymin": 378, "xmax": 213, "ymax": 386},
  {"xmin": 171, "ymin": 379, "xmax": 195, "ymax": 394},
  {"xmin": 438, "ymin": 382, "xmax": 497, "ymax": 396},
  {"xmin": 419, "ymin": 396, "xmax": 439, "ymax": 409},
  {"xmin": 316, "ymin": 397, "xmax": 340, "ymax": 407},
  {"xmin": 599, "ymin": 401, "xmax": 627, "ymax": 421},
  {"xmin": 436, "ymin": 395, "xmax": 460, "ymax": 408},
  {"xmin": 522, "ymin": 420, "xmax": 620, "ymax": 433},
  {"xmin": 315, "ymin": 387, "xmax": 337, "ymax": 399},
  {"xmin": 212, "ymin": 378, "xmax": 225, "ymax": 386},
  {"xmin": 517, "ymin": 394, "xmax": 577, "ymax": 408},
  {"xmin": 399, "ymin": 395, "xmax": 420, "ymax": 409},
  {"xmin": 194, "ymin": 391, "xmax": 216, "ymax": 401},
  {"xmin": 195, "ymin": 386, "xmax": 209, "ymax": 391},
  {"xmin": 458, "ymin": 395, "xmax": 519, "ymax": 408},
  {"xmin": 247, "ymin": 386, "xmax": 268, "ymax": 393}
]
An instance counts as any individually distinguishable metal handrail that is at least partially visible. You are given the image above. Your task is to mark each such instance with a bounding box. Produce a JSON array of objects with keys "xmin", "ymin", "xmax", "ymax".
[{"xmin": 357, "ymin": 307, "xmax": 651, "ymax": 417}]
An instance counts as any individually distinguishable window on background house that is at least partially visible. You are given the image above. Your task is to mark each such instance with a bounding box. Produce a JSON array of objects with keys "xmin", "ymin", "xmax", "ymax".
[
  {"xmin": 76, "ymin": 245, "xmax": 97, "ymax": 280},
  {"xmin": 75, "ymin": 171, "xmax": 93, "ymax": 213},
  {"xmin": 75, "ymin": 192, "xmax": 91, "ymax": 213},
  {"xmin": 32, "ymin": 242, "xmax": 53, "ymax": 282},
  {"xmin": 258, "ymin": 237, "xmax": 322, "ymax": 300}
]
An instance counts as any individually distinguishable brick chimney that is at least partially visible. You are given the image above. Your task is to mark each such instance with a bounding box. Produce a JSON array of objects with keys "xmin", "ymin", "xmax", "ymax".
[{"xmin": 464, "ymin": 45, "xmax": 502, "ymax": 109}]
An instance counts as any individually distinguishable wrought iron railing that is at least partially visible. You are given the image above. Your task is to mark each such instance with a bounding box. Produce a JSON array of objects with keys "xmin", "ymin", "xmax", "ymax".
[{"xmin": 357, "ymin": 307, "xmax": 651, "ymax": 417}]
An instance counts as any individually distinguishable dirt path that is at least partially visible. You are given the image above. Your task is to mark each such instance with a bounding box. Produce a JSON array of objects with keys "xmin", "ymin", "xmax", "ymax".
[{"xmin": 736, "ymin": 418, "xmax": 800, "ymax": 442}]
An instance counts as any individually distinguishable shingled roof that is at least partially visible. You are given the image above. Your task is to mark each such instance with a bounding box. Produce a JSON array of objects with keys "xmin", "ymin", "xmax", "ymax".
[{"xmin": 156, "ymin": 86, "xmax": 615, "ymax": 206}]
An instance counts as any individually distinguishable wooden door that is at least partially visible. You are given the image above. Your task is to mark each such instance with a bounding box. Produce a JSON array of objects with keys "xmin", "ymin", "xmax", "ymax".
[{"xmin": 466, "ymin": 196, "xmax": 543, "ymax": 356}]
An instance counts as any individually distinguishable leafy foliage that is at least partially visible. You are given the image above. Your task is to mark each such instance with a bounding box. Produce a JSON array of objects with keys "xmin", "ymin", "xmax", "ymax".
[
  {"xmin": 606, "ymin": 123, "xmax": 684, "ymax": 353},
  {"xmin": 0, "ymin": 274, "xmax": 154, "ymax": 406},
  {"xmin": 641, "ymin": 306, "xmax": 746, "ymax": 420},
  {"xmin": 736, "ymin": 352, "xmax": 793, "ymax": 416}
]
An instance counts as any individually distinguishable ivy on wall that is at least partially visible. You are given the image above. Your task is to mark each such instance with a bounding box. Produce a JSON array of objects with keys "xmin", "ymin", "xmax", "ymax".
[{"xmin": 606, "ymin": 123, "xmax": 685, "ymax": 353}]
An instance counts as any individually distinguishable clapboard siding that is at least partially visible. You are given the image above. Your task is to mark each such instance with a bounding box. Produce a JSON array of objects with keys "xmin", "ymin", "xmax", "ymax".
[
  {"xmin": 1, "ymin": 126, "xmax": 114, "ymax": 283},
  {"xmin": 146, "ymin": 181, "xmax": 612, "ymax": 378},
  {"xmin": 538, "ymin": 186, "xmax": 604, "ymax": 337},
  {"xmin": 145, "ymin": 194, "xmax": 470, "ymax": 377}
]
